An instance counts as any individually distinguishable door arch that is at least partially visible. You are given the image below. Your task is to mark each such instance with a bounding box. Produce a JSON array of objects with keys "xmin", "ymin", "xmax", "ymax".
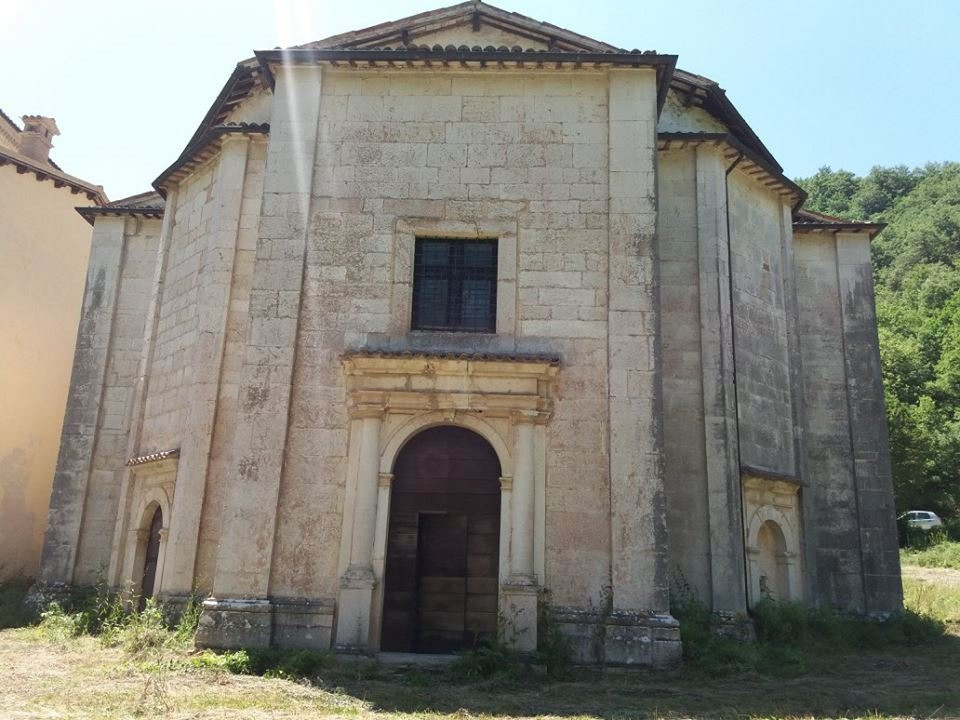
[
  {"xmin": 380, "ymin": 426, "xmax": 501, "ymax": 653},
  {"xmin": 139, "ymin": 506, "xmax": 163, "ymax": 609}
]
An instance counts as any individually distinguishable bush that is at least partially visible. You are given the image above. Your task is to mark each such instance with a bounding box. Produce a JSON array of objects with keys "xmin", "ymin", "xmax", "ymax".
[
  {"xmin": 38, "ymin": 602, "xmax": 87, "ymax": 642},
  {"xmin": 189, "ymin": 649, "xmax": 252, "ymax": 674},
  {"xmin": 34, "ymin": 580, "xmax": 202, "ymax": 656},
  {"xmin": 105, "ymin": 599, "xmax": 172, "ymax": 654}
]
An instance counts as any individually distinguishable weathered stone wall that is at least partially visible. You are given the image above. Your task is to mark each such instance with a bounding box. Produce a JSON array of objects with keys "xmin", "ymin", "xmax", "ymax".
[
  {"xmin": 794, "ymin": 232, "xmax": 863, "ymax": 608},
  {"xmin": 270, "ymin": 68, "xmax": 627, "ymax": 607},
  {"xmin": 41, "ymin": 216, "xmax": 161, "ymax": 584},
  {"xmin": 657, "ymin": 147, "xmax": 711, "ymax": 600},
  {"xmin": 139, "ymin": 163, "xmax": 218, "ymax": 453},
  {"xmin": 728, "ymin": 171, "xmax": 796, "ymax": 476},
  {"xmin": 794, "ymin": 231, "xmax": 902, "ymax": 613},
  {"xmin": 192, "ymin": 140, "xmax": 268, "ymax": 592},
  {"xmin": 657, "ymin": 90, "xmax": 726, "ymax": 134}
]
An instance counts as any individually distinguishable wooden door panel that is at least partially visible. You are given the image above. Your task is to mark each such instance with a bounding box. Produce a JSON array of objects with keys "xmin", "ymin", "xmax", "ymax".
[{"xmin": 381, "ymin": 426, "xmax": 501, "ymax": 653}]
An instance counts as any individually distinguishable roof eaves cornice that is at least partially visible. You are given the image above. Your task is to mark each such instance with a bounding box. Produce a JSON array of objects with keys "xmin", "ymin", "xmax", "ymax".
[
  {"xmin": 153, "ymin": 122, "xmax": 270, "ymax": 195},
  {"xmin": 75, "ymin": 190, "xmax": 165, "ymax": 226},
  {"xmin": 792, "ymin": 208, "xmax": 886, "ymax": 239},
  {"xmin": 670, "ymin": 70, "xmax": 780, "ymax": 173},
  {"xmin": 658, "ymin": 131, "xmax": 805, "ymax": 208},
  {"xmin": 255, "ymin": 47, "xmax": 677, "ymax": 112},
  {"xmin": 0, "ymin": 147, "xmax": 106, "ymax": 203},
  {"xmin": 182, "ymin": 59, "xmax": 263, "ymax": 154},
  {"xmin": 307, "ymin": 1, "xmax": 620, "ymax": 53}
]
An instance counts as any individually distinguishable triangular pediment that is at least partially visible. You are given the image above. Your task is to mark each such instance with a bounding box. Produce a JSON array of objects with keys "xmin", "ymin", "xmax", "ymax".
[{"xmin": 302, "ymin": 1, "xmax": 620, "ymax": 52}]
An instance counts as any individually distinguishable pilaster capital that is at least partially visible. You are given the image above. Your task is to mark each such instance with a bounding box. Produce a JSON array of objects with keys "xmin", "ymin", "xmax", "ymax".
[
  {"xmin": 158, "ymin": 528, "xmax": 169, "ymax": 542},
  {"xmin": 220, "ymin": 133, "xmax": 251, "ymax": 150},
  {"xmin": 503, "ymin": 574, "xmax": 539, "ymax": 591},
  {"xmin": 499, "ymin": 475, "xmax": 513, "ymax": 491},
  {"xmin": 378, "ymin": 472, "xmax": 393, "ymax": 489},
  {"xmin": 348, "ymin": 403, "xmax": 385, "ymax": 420},
  {"xmin": 511, "ymin": 409, "xmax": 547, "ymax": 426}
]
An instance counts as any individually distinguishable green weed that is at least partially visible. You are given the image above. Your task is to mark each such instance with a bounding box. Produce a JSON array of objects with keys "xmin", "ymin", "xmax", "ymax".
[
  {"xmin": 672, "ymin": 588, "xmax": 948, "ymax": 678},
  {"xmin": 901, "ymin": 540, "xmax": 960, "ymax": 569}
]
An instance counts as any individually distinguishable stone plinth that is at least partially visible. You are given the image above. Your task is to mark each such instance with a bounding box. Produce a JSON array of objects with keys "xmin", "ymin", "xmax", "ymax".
[
  {"xmin": 554, "ymin": 606, "xmax": 681, "ymax": 667},
  {"xmin": 195, "ymin": 598, "xmax": 273, "ymax": 649}
]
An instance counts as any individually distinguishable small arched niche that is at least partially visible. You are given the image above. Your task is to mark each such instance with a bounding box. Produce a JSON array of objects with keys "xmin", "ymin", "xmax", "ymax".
[
  {"xmin": 742, "ymin": 472, "xmax": 803, "ymax": 608},
  {"xmin": 756, "ymin": 519, "xmax": 789, "ymax": 601}
]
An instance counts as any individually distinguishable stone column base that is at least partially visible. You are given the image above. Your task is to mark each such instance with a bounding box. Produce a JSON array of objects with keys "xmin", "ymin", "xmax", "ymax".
[
  {"xmin": 501, "ymin": 578, "xmax": 539, "ymax": 652},
  {"xmin": 554, "ymin": 607, "xmax": 681, "ymax": 667},
  {"xmin": 335, "ymin": 567, "xmax": 375, "ymax": 652},
  {"xmin": 274, "ymin": 598, "xmax": 335, "ymax": 650},
  {"xmin": 195, "ymin": 598, "xmax": 272, "ymax": 649}
]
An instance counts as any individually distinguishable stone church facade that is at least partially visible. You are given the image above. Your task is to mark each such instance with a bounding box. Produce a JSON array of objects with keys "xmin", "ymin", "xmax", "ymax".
[{"xmin": 37, "ymin": 2, "xmax": 902, "ymax": 665}]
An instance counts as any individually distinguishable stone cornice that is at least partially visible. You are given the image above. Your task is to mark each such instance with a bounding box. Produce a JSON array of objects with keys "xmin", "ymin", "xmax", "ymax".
[
  {"xmin": 342, "ymin": 350, "xmax": 557, "ymax": 419},
  {"xmin": 657, "ymin": 131, "xmax": 806, "ymax": 208}
]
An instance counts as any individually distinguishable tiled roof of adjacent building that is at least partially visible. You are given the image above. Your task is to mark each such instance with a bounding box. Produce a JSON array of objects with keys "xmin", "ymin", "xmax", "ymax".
[
  {"xmin": 76, "ymin": 190, "xmax": 165, "ymax": 225},
  {"xmin": 793, "ymin": 208, "xmax": 886, "ymax": 238},
  {"xmin": 0, "ymin": 145, "xmax": 106, "ymax": 203}
]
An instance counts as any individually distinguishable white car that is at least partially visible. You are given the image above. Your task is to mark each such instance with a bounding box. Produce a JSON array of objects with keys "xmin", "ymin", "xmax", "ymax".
[{"xmin": 899, "ymin": 510, "xmax": 944, "ymax": 530}]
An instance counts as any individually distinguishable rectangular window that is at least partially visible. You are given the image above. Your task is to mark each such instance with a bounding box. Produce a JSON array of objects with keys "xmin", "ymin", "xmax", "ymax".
[{"xmin": 412, "ymin": 238, "xmax": 497, "ymax": 332}]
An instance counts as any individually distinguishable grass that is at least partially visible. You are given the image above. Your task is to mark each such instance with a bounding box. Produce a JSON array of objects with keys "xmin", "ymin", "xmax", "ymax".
[
  {"xmin": 903, "ymin": 577, "xmax": 960, "ymax": 624},
  {"xmin": 1, "ymin": 567, "xmax": 959, "ymax": 719},
  {"xmin": 901, "ymin": 540, "xmax": 960, "ymax": 569}
]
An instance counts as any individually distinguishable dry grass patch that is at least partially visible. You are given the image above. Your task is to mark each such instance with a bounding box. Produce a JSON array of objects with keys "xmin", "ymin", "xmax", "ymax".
[{"xmin": 2, "ymin": 624, "xmax": 959, "ymax": 720}]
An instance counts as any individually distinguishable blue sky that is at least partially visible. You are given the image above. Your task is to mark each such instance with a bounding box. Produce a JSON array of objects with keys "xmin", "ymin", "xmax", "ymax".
[{"xmin": 3, "ymin": 0, "xmax": 958, "ymax": 200}]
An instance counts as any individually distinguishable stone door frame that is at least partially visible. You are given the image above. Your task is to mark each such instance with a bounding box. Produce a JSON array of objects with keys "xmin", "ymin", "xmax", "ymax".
[
  {"xmin": 113, "ymin": 455, "xmax": 176, "ymax": 603},
  {"xmin": 334, "ymin": 352, "xmax": 558, "ymax": 653}
]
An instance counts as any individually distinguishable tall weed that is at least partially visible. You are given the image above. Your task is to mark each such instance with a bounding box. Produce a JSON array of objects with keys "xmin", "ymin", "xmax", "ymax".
[{"xmin": 672, "ymin": 587, "xmax": 947, "ymax": 678}]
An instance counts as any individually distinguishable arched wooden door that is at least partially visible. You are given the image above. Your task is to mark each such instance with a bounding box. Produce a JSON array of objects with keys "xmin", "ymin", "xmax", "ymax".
[
  {"xmin": 381, "ymin": 426, "xmax": 501, "ymax": 653},
  {"xmin": 139, "ymin": 507, "xmax": 163, "ymax": 609}
]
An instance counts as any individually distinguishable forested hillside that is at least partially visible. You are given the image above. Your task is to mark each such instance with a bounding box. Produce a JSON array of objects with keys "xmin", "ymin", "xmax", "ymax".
[{"xmin": 796, "ymin": 164, "xmax": 960, "ymax": 517}]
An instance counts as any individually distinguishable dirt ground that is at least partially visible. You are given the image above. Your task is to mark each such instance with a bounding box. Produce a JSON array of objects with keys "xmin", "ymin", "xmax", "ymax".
[{"xmin": 902, "ymin": 564, "xmax": 960, "ymax": 586}]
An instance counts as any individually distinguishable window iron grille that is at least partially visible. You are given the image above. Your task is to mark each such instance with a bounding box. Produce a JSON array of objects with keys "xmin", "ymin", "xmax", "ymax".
[{"xmin": 412, "ymin": 238, "xmax": 497, "ymax": 333}]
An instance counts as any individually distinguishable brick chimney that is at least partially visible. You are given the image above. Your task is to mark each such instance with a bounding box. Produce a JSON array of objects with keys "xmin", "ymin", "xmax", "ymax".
[{"xmin": 18, "ymin": 115, "xmax": 60, "ymax": 163}]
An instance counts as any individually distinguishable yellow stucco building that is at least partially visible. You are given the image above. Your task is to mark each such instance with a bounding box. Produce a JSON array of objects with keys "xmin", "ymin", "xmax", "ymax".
[{"xmin": 0, "ymin": 110, "xmax": 106, "ymax": 579}]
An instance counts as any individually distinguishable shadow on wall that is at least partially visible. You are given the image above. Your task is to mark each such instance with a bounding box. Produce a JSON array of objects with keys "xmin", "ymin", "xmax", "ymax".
[{"xmin": 0, "ymin": 445, "xmax": 38, "ymax": 580}]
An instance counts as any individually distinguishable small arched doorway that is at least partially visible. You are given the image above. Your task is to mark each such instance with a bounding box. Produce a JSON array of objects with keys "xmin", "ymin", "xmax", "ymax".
[
  {"xmin": 756, "ymin": 519, "xmax": 789, "ymax": 601},
  {"xmin": 139, "ymin": 506, "xmax": 163, "ymax": 609},
  {"xmin": 381, "ymin": 426, "xmax": 501, "ymax": 653}
]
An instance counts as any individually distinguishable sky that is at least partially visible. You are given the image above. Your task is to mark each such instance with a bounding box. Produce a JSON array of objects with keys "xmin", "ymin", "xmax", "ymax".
[{"xmin": 3, "ymin": 0, "xmax": 958, "ymax": 201}]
